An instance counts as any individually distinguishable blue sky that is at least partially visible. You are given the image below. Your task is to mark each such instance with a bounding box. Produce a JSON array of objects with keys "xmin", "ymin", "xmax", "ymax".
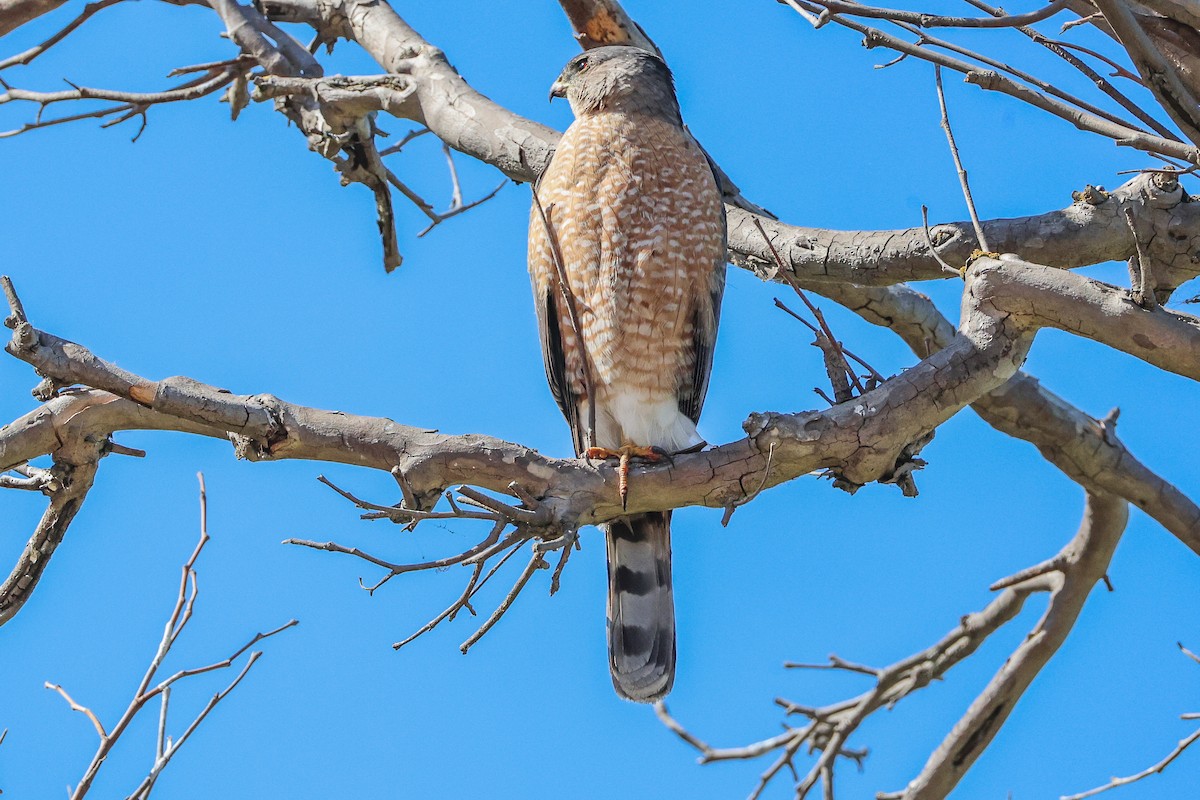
[{"xmin": 1, "ymin": 1, "xmax": 1198, "ymax": 798}]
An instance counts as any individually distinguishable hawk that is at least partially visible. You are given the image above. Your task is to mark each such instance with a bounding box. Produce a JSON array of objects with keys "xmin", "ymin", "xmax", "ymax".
[{"xmin": 528, "ymin": 46, "xmax": 726, "ymax": 702}]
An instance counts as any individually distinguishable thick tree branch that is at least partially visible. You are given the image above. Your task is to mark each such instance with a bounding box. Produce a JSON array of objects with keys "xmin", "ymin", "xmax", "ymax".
[
  {"xmin": 0, "ymin": 0, "xmax": 1195, "ymax": 631},
  {"xmin": 0, "ymin": 460, "xmax": 95, "ymax": 625},
  {"xmin": 9, "ymin": 0, "xmax": 1193, "ymax": 288},
  {"xmin": 557, "ymin": 0, "xmax": 661, "ymax": 52},
  {"xmin": 241, "ymin": 1, "xmax": 1200, "ymax": 290},
  {"xmin": 891, "ymin": 491, "xmax": 1127, "ymax": 799},
  {"xmin": 2, "ymin": 4, "xmax": 1197, "ymax": 795},
  {"xmin": 5, "ymin": 228, "xmax": 1199, "ymax": 624},
  {"xmin": 981, "ymin": 255, "xmax": 1200, "ymax": 377},
  {"xmin": 0, "ymin": 0, "xmax": 65, "ymax": 37},
  {"xmin": 1093, "ymin": 0, "xmax": 1200, "ymax": 145},
  {"xmin": 737, "ymin": 171, "xmax": 1200, "ymax": 289},
  {"xmin": 826, "ymin": 281, "xmax": 1200, "ymax": 548}
]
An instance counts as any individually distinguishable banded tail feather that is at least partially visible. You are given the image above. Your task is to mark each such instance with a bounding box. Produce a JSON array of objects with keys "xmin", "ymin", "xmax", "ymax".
[{"xmin": 605, "ymin": 511, "xmax": 676, "ymax": 702}]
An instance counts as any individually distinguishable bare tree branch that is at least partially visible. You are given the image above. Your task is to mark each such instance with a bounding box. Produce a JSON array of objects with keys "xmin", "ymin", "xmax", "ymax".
[
  {"xmin": 961, "ymin": 0, "xmax": 1178, "ymax": 141},
  {"xmin": 45, "ymin": 475, "xmax": 296, "ymax": 799},
  {"xmin": 661, "ymin": 491, "xmax": 1127, "ymax": 800},
  {"xmin": 1093, "ymin": 0, "xmax": 1200, "ymax": 144},
  {"xmin": 893, "ymin": 492, "xmax": 1127, "ymax": 798},
  {"xmin": 801, "ymin": 0, "xmax": 1075, "ymax": 29},
  {"xmin": 0, "ymin": 0, "xmax": 127, "ymax": 70},
  {"xmin": 781, "ymin": 0, "xmax": 1200, "ymax": 164},
  {"xmin": 825, "ymin": 280, "xmax": 1200, "ymax": 545},
  {"xmin": 0, "ymin": 0, "xmax": 67, "ymax": 37},
  {"xmin": 2, "ymin": 224, "xmax": 1196, "ymax": 628},
  {"xmin": 1061, "ymin": 726, "xmax": 1200, "ymax": 799},
  {"xmin": 934, "ymin": 64, "xmax": 990, "ymax": 251},
  {"xmin": 1061, "ymin": 641, "xmax": 1200, "ymax": 799},
  {"xmin": 0, "ymin": 459, "xmax": 96, "ymax": 625},
  {"xmin": 2, "ymin": 3, "xmax": 1198, "ymax": 796}
]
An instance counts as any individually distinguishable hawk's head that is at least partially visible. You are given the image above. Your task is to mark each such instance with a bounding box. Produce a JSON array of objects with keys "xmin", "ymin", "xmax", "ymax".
[{"xmin": 549, "ymin": 46, "xmax": 680, "ymax": 121}]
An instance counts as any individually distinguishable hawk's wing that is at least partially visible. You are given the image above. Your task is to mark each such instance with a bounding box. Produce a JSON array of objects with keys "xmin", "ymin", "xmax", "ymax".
[
  {"xmin": 675, "ymin": 139, "xmax": 727, "ymax": 426},
  {"xmin": 535, "ymin": 267, "xmax": 586, "ymax": 455},
  {"xmin": 530, "ymin": 161, "xmax": 588, "ymax": 456}
]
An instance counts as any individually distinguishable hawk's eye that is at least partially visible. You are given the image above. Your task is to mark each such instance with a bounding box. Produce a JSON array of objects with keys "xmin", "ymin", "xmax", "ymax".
[{"xmin": 576, "ymin": 57, "xmax": 590, "ymax": 71}]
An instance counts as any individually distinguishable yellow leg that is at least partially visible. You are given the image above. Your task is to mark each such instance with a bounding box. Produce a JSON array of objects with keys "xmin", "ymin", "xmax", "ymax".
[{"xmin": 584, "ymin": 444, "xmax": 668, "ymax": 510}]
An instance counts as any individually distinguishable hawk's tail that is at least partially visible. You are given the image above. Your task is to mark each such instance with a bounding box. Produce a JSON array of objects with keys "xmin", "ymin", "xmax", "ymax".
[{"xmin": 605, "ymin": 511, "xmax": 675, "ymax": 703}]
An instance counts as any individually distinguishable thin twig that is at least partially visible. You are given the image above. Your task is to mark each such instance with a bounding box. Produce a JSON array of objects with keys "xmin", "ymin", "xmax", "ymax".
[
  {"xmin": 781, "ymin": 0, "xmax": 1200, "ymax": 164},
  {"xmin": 0, "ymin": 0, "xmax": 129, "ymax": 71},
  {"xmin": 460, "ymin": 549, "xmax": 543, "ymax": 654},
  {"xmin": 455, "ymin": 485, "xmax": 546, "ymax": 525},
  {"xmin": 124, "ymin": 651, "xmax": 269, "ymax": 800},
  {"xmin": 0, "ymin": 66, "xmax": 241, "ymax": 113},
  {"xmin": 284, "ymin": 526, "xmax": 505, "ymax": 575},
  {"xmin": 60, "ymin": 475, "xmax": 295, "ymax": 800},
  {"xmin": 165, "ymin": 54, "xmax": 256, "ymax": 77},
  {"xmin": 721, "ymin": 442, "xmax": 776, "ymax": 526},
  {"xmin": 465, "ymin": 537, "xmax": 526, "ymax": 603},
  {"xmin": 1061, "ymin": 727, "xmax": 1200, "ymax": 799},
  {"xmin": 378, "ymin": 126, "xmax": 431, "ymax": 156},
  {"xmin": 800, "ymin": 0, "xmax": 1072, "ymax": 29},
  {"xmin": 921, "ymin": 205, "xmax": 962, "ymax": 275},
  {"xmin": 957, "ymin": 0, "xmax": 1170, "ymax": 141},
  {"xmin": 316, "ymin": 473, "xmax": 499, "ymax": 523},
  {"xmin": 654, "ymin": 702, "xmax": 717, "ymax": 755},
  {"xmin": 1122, "ymin": 206, "xmax": 1157, "ymax": 308},
  {"xmin": 785, "ymin": 654, "xmax": 881, "ymax": 677},
  {"xmin": 45, "ymin": 683, "xmax": 108, "ymax": 739},
  {"xmin": 893, "ymin": 19, "xmax": 1151, "ymax": 135},
  {"xmin": 392, "ymin": 562, "xmax": 485, "ymax": 649},
  {"xmin": 935, "ymin": 65, "xmax": 989, "ymax": 252},
  {"xmin": 416, "ymin": 179, "xmax": 506, "ymax": 237},
  {"xmin": 1049, "ymin": 40, "xmax": 1143, "ymax": 84},
  {"xmin": 754, "ymin": 219, "xmax": 871, "ymax": 398},
  {"xmin": 547, "ymin": 530, "xmax": 576, "ymax": 595}
]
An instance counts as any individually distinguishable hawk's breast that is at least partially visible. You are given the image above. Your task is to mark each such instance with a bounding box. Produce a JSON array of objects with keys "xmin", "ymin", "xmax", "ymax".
[{"xmin": 529, "ymin": 110, "xmax": 725, "ymax": 450}]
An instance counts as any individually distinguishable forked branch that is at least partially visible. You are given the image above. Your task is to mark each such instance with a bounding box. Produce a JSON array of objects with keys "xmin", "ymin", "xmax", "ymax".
[
  {"xmin": 660, "ymin": 491, "xmax": 1127, "ymax": 800},
  {"xmin": 46, "ymin": 475, "xmax": 296, "ymax": 800}
]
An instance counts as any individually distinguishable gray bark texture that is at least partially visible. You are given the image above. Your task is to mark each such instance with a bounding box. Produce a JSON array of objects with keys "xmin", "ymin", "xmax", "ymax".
[
  {"xmin": 0, "ymin": 0, "xmax": 64, "ymax": 36},
  {"xmin": 1, "ymin": 0, "xmax": 1199, "ymax": 798}
]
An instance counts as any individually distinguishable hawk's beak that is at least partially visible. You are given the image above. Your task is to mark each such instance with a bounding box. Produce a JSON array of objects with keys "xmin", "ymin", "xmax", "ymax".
[{"xmin": 549, "ymin": 79, "xmax": 568, "ymax": 102}]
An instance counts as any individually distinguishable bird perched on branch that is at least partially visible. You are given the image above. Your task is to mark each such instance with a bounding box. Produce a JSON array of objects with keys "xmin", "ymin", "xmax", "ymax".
[{"xmin": 528, "ymin": 46, "xmax": 726, "ymax": 702}]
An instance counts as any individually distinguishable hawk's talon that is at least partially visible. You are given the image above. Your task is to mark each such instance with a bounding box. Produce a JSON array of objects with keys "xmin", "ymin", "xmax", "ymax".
[
  {"xmin": 648, "ymin": 445, "xmax": 673, "ymax": 466},
  {"xmin": 581, "ymin": 443, "xmax": 671, "ymax": 510}
]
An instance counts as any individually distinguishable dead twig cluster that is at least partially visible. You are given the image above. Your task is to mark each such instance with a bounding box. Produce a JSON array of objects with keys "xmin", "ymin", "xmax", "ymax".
[
  {"xmin": 0, "ymin": 56, "xmax": 255, "ymax": 141},
  {"xmin": 0, "ymin": 7, "xmax": 505, "ymax": 268},
  {"xmin": 285, "ymin": 471, "xmax": 574, "ymax": 654},
  {"xmin": 45, "ymin": 474, "xmax": 296, "ymax": 800},
  {"xmin": 754, "ymin": 219, "xmax": 886, "ymax": 407}
]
